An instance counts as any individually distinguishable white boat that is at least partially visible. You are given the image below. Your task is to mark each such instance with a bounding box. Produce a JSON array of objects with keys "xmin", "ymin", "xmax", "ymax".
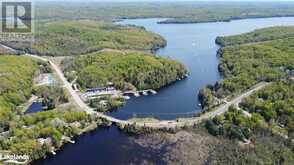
[
  {"xmin": 150, "ymin": 90, "xmax": 157, "ymax": 94},
  {"xmin": 123, "ymin": 96, "xmax": 130, "ymax": 100},
  {"xmin": 134, "ymin": 92, "xmax": 140, "ymax": 97},
  {"xmin": 142, "ymin": 91, "xmax": 148, "ymax": 96}
]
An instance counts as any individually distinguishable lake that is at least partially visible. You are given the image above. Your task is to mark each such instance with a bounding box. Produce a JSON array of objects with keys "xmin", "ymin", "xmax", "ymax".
[
  {"xmin": 25, "ymin": 102, "xmax": 43, "ymax": 114},
  {"xmin": 34, "ymin": 17, "xmax": 294, "ymax": 165},
  {"xmin": 33, "ymin": 126, "xmax": 165, "ymax": 165},
  {"xmin": 109, "ymin": 17, "xmax": 294, "ymax": 120}
]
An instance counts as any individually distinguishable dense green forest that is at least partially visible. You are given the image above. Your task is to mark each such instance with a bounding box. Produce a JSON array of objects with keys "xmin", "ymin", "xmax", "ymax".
[
  {"xmin": 0, "ymin": 56, "xmax": 38, "ymax": 113},
  {"xmin": 203, "ymin": 26, "xmax": 294, "ymax": 164},
  {"xmin": 0, "ymin": 55, "xmax": 103, "ymax": 163},
  {"xmin": 240, "ymin": 81, "xmax": 294, "ymax": 136},
  {"xmin": 33, "ymin": 86, "xmax": 69, "ymax": 110},
  {"xmin": 0, "ymin": 109, "xmax": 96, "ymax": 163},
  {"xmin": 205, "ymin": 80, "xmax": 294, "ymax": 164},
  {"xmin": 199, "ymin": 26, "xmax": 294, "ymax": 110},
  {"xmin": 216, "ymin": 26, "xmax": 294, "ymax": 46},
  {"xmin": 61, "ymin": 51, "xmax": 187, "ymax": 90},
  {"xmin": 0, "ymin": 55, "xmax": 54, "ymax": 129},
  {"xmin": 3, "ymin": 20, "xmax": 166, "ymax": 56},
  {"xmin": 206, "ymin": 81, "xmax": 294, "ymax": 141},
  {"xmin": 35, "ymin": 1, "xmax": 294, "ymax": 23}
]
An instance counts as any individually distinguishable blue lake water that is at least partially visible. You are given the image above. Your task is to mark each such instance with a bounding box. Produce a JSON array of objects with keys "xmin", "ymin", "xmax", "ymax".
[
  {"xmin": 33, "ymin": 126, "xmax": 165, "ymax": 165},
  {"xmin": 109, "ymin": 17, "xmax": 294, "ymax": 120},
  {"xmin": 25, "ymin": 102, "xmax": 43, "ymax": 114},
  {"xmin": 35, "ymin": 17, "xmax": 294, "ymax": 165}
]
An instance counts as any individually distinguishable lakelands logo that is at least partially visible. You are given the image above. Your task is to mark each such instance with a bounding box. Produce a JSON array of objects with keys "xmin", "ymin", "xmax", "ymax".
[
  {"xmin": 0, "ymin": 151, "xmax": 29, "ymax": 164},
  {"xmin": 0, "ymin": 1, "xmax": 34, "ymax": 42}
]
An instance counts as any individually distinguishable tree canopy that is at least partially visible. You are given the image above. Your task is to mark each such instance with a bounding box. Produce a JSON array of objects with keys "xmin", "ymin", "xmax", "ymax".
[
  {"xmin": 62, "ymin": 51, "xmax": 187, "ymax": 90},
  {"xmin": 3, "ymin": 20, "xmax": 166, "ymax": 56}
]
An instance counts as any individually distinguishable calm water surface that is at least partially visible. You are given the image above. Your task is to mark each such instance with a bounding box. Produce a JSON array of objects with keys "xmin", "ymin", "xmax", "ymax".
[
  {"xmin": 109, "ymin": 17, "xmax": 294, "ymax": 120},
  {"xmin": 33, "ymin": 126, "xmax": 165, "ymax": 165},
  {"xmin": 35, "ymin": 17, "xmax": 294, "ymax": 165},
  {"xmin": 25, "ymin": 102, "xmax": 43, "ymax": 114}
]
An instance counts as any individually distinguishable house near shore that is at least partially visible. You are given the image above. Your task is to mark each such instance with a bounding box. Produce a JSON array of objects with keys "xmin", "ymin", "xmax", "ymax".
[
  {"xmin": 34, "ymin": 73, "xmax": 56, "ymax": 86},
  {"xmin": 37, "ymin": 137, "xmax": 53, "ymax": 146}
]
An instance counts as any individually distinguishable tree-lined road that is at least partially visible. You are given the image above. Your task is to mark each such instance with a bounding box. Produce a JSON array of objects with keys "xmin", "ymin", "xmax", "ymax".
[
  {"xmin": 133, "ymin": 82, "xmax": 269, "ymax": 129},
  {"xmin": 25, "ymin": 53, "xmax": 129, "ymax": 124},
  {"xmin": 2, "ymin": 44, "xmax": 270, "ymax": 129}
]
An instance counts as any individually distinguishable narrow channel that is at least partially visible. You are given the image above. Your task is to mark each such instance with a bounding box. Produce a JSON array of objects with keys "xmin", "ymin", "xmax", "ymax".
[
  {"xmin": 34, "ymin": 17, "xmax": 294, "ymax": 165},
  {"xmin": 109, "ymin": 17, "xmax": 294, "ymax": 120}
]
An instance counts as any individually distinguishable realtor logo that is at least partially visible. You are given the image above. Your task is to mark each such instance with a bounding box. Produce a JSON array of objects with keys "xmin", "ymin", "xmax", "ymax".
[{"xmin": 2, "ymin": 1, "xmax": 32, "ymax": 33}]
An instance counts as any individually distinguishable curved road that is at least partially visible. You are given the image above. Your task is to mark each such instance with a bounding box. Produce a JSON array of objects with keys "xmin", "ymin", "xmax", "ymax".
[
  {"xmin": 1, "ymin": 44, "xmax": 269, "ymax": 129},
  {"xmin": 25, "ymin": 54, "xmax": 129, "ymax": 124},
  {"xmin": 134, "ymin": 82, "xmax": 269, "ymax": 129},
  {"xmin": 27, "ymin": 53, "xmax": 269, "ymax": 129}
]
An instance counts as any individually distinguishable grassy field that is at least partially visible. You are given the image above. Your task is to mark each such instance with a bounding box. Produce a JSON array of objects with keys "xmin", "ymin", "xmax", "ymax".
[
  {"xmin": 3, "ymin": 20, "xmax": 166, "ymax": 56},
  {"xmin": 61, "ymin": 50, "xmax": 187, "ymax": 91},
  {"xmin": 35, "ymin": 1, "xmax": 294, "ymax": 23}
]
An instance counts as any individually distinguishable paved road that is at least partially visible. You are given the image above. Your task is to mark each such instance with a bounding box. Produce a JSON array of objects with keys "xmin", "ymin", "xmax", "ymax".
[
  {"xmin": 2, "ymin": 44, "xmax": 270, "ymax": 129},
  {"xmin": 133, "ymin": 82, "xmax": 270, "ymax": 129},
  {"xmin": 25, "ymin": 53, "xmax": 129, "ymax": 124},
  {"xmin": 0, "ymin": 43, "xmax": 129, "ymax": 124},
  {"xmin": 26, "ymin": 54, "xmax": 93, "ymax": 112},
  {"xmin": 198, "ymin": 82, "xmax": 269, "ymax": 120}
]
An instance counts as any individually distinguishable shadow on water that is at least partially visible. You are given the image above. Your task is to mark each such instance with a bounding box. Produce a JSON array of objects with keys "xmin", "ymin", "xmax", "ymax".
[
  {"xmin": 35, "ymin": 17, "xmax": 294, "ymax": 164},
  {"xmin": 110, "ymin": 17, "xmax": 294, "ymax": 120},
  {"xmin": 33, "ymin": 126, "xmax": 166, "ymax": 165}
]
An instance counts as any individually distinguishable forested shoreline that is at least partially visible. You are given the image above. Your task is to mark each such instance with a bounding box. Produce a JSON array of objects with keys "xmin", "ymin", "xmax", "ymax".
[
  {"xmin": 201, "ymin": 27, "xmax": 294, "ymax": 164},
  {"xmin": 35, "ymin": 1, "xmax": 294, "ymax": 24},
  {"xmin": 199, "ymin": 26, "xmax": 294, "ymax": 111},
  {"xmin": 2, "ymin": 20, "xmax": 166, "ymax": 57},
  {"xmin": 0, "ymin": 56, "xmax": 106, "ymax": 163},
  {"xmin": 61, "ymin": 51, "xmax": 188, "ymax": 91},
  {"xmin": 0, "ymin": 16, "xmax": 188, "ymax": 163},
  {"xmin": 2, "ymin": 2, "xmax": 294, "ymax": 164}
]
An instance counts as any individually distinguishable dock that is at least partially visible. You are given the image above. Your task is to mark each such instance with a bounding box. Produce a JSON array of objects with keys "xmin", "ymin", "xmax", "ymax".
[{"xmin": 123, "ymin": 89, "xmax": 157, "ymax": 97}]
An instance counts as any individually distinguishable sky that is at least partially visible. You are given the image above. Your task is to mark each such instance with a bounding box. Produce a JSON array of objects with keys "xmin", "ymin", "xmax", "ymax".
[
  {"xmin": 65, "ymin": 0, "xmax": 294, "ymax": 1},
  {"xmin": 36, "ymin": 0, "xmax": 294, "ymax": 1},
  {"xmin": 32, "ymin": 0, "xmax": 294, "ymax": 4}
]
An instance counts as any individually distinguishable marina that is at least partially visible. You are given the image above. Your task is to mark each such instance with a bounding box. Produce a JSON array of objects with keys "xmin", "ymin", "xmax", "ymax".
[{"xmin": 33, "ymin": 16, "xmax": 294, "ymax": 164}]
